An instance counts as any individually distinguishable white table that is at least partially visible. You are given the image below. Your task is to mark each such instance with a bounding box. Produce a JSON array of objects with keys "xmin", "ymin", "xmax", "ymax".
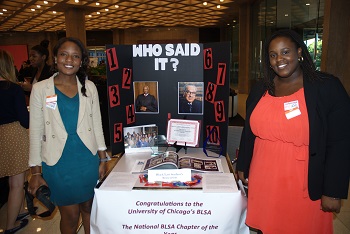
[{"xmin": 91, "ymin": 148, "xmax": 249, "ymax": 234}]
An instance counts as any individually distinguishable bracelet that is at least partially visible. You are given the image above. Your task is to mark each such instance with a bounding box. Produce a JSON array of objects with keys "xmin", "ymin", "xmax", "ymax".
[
  {"xmin": 31, "ymin": 173, "xmax": 42, "ymax": 176},
  {"xmin": 100, "ymin": 157, "xmax": 109, "ymax": 162}
]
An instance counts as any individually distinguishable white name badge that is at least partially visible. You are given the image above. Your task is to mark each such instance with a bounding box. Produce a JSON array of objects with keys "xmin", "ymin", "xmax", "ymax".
[
  {"xmin": 284, "ymin": 100, "xmax": 301, "ymax": 119},
  {"xmin": 148, "ymin": 169, "xmax": 191, "ymax": 183},
  {"xmin": 46, "ymin": 95, "xmax": 57, "ymax": 110}
]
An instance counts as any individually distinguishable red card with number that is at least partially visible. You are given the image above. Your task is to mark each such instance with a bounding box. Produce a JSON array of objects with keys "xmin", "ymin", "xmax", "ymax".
[
  {"xmin": 214, "ymin": 101, "xmax": 226, "ymax": 122},
  {"xmin": 205, "ymin": 82, "xmax": 217, "ymax": 103},
  {"xmin": 108, "ymin": 84, "xmax": 120, "ymax": 108}
]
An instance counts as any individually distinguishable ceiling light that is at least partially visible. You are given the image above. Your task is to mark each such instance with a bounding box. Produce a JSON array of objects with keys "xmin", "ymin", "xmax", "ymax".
[
  {"xmin": 203, "ymin": 2, "xmax": 207, "ymax": 6},
  {"xmin": 0, "ymin": 12, "xmax": 3, "ymax": 15},
  {"xmin": 220, "ymin": 0, "xmax": 224, "ymax": 2},
  {"xmin": 88, "ymin": 15, "xmax": 92, "ymax": 17},
  {"xmin": 53, "ymin": 11, "xmax": 56, "ymax": 14},
  {"xmin": 105, "ymin": 9, "xmax": 109, "ymax": 11},
  {"xmin": 96, "ymin": 12, "xmax": 100, "ymax": 15},
  {"xmin": 306, "ymin": 3, "xmax": 310, "ymax": 6},
  {"xmin": 3, "ymin": 9, "xmax": 7, "ymax": 11},
  {"xmin": 217, "ymin": 5, "xmax": 221, "ymax": 8},
  {"xmin": 115, "ymin": 5, "xmax": 119, "ymax": 8},
  {"xmin": 233, "ymin": 20, "xmax": 236, "ymax": 22},
  {"xmin": 75, "ymin": 0, "xmax": 79, "ymax": 2},
  {"xmin": 285, "ymin": 14, "xmax": 288, "ymax": 16},
  {"xmin": 43, "ymin": 1, "xmax": 48, "ymax": 4},
  {"xmin": 31, "ymin": 9, "xmax": 35, "ymax": 11},
  {"xmin": 96, "ymin": 2, "xmax": 100, "ymax": 6},
  {"xmin": 37, "ymin": 5, "xmax": 41, "ymax": 8}
]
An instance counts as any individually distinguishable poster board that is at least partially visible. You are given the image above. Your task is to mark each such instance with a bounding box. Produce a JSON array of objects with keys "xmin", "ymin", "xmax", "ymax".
[{"xmin": 106, "ymin": 42, "xmax": 230, "ymax": 156}]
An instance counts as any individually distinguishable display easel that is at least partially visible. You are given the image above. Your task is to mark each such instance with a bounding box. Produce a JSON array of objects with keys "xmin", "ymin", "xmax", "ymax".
[{"xmin": 173, "ymin": 141, "xmax": 187, "ymax": 154}]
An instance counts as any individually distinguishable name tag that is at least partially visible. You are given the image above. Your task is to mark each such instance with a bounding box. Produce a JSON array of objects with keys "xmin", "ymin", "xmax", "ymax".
[
  {"xmin": 46, "ymin": 95, "xmax": 57, "ymax": 110},
  {"xmin": 284, "ymin": 100, "xmax": 301, "ymax": 119}
]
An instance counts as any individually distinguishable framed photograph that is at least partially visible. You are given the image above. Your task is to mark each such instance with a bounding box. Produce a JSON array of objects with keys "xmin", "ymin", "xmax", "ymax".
[
  {"xmin": 178, "ymin": 82, "xmax": 203, "ymax": 115},
  {"xmin": 134, "ymin": 81, "xmax": 159, "ymax": 114},
  {"xmin": 123, "ymin": 124, "xmax": 158, "ymax": 153}
]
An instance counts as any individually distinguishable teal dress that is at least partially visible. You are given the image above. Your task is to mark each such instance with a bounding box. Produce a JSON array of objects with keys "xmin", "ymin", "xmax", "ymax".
[{"xmin": 42, "ymin": 87, "xmax": 99, "ymax": 206}]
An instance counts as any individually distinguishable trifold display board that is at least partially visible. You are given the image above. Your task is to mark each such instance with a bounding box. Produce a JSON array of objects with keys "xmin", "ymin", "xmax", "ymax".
[{"xmin": 106, "ymin": 42, "xmax": 230, "ymax": 156}]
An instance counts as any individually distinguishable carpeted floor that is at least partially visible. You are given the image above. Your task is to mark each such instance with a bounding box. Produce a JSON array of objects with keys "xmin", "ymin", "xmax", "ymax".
[{"xmin": 229, "ymin": 114, "xmax": 245, "ymax": 126}]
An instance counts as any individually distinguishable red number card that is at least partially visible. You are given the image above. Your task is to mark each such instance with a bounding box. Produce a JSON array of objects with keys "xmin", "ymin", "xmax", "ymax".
[
  {"xmin": 122, "ymin": 68, "xmax": 132, "ymax": 89},
  {"xmin": 214, "ymin": 100, "xmax": 226, "ymax": 122},
  {"xmin": 206, "ymin": 125, "xmax": 221, "ymax": 145},
  {"xmin": 205, "ymin": 82, "xmax": 217, "ymax": 103},
  {"xmin": 108, "ymin": 84, "xmax": 120, "ymax": 108},
  {"xmin": 216, "ymin": 63, "xmax": 226, "ymax": 86},
  {"xmin": 106, "ymin": 47, "xmax": 119, "ymax": 71},
  {"xmin": 203, "ymin": 48, "xmax": 213, "ymax": 69},
  {"xmin": 113, "ymin": 122, "xmax": 123, "ymax": 143},
  {"xmin": 126, "ymin": 104, "xmax": 136, "ymax": 124}
]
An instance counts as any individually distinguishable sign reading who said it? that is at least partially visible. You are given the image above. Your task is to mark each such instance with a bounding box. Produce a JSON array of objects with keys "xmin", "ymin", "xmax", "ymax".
[{"xmin": 133, "ymin": 43, "xmax": 201, "ymax": 71}]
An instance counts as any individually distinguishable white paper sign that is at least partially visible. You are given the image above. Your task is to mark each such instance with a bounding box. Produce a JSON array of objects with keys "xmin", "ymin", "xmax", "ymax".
[
  {"xmin": 148, "ymin": 168, "xmax": 192, "ymax": 182},
  {"xmin": 202, "ymin": 173, "xmax": 238, "ymax": 193},
  {"xmin": 99, "ymin": 172, "xmax": 138, "ymax": 191}
]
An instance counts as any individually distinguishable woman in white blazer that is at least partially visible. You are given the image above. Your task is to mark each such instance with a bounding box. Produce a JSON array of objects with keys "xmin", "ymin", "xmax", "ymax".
[{"xmin": 28, "ymin": 37, "xmax": 108, "ymax": 234}]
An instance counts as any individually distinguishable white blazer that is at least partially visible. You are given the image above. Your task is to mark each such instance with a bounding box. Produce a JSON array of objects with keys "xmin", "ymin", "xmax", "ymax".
[{"xmin": 29, "ymin": 73, "xmax": 107, "ymax": 166}]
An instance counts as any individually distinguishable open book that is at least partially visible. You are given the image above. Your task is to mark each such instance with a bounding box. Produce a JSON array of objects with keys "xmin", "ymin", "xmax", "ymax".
[{"xmin": 131, "ymin": 151, "xmax": 223, "ymax": 173}]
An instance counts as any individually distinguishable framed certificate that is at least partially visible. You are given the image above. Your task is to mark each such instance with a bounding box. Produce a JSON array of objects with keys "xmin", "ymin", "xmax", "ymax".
[{"xmin": 166, "ymin": 119, "xmax": 200, "ymax": 147}]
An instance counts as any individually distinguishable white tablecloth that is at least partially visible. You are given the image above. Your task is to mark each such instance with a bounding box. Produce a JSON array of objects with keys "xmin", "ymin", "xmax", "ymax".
[{"xmin": 91, "ymin": 148, "xmax": 249, "ymax": 234}]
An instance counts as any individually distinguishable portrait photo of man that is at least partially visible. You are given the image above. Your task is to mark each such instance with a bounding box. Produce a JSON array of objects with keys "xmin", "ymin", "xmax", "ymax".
[
  {"xmin": 178, "ymin": 82, "xmax": 203, "ymax": 114},
  {"xmin": 134, "ymin": 81, "xmax": 159, "ymax": 113}
]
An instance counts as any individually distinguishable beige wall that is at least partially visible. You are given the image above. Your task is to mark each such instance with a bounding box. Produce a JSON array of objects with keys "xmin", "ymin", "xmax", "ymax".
[{"xmin": 121, "ymin": 27, "xmax": 199, "ymax": 44}]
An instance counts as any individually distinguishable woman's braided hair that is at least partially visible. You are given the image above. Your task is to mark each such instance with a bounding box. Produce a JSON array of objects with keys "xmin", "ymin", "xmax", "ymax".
[
  {"xmin": 262, "ymin": 29, "xmax": 318, "ymax": 95},
  {"xmin": 52, "ymin": 37, "xmax": 89, "ymax": 97}
]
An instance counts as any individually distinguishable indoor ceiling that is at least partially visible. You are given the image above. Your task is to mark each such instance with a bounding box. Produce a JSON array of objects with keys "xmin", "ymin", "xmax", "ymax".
[
  {"xmin": 0, "ymin": 0, "xmax": 242, "ymax": 32},
  {"xmin": 0, "ymin": 0, "xmax": 324, "ymax": 33}
]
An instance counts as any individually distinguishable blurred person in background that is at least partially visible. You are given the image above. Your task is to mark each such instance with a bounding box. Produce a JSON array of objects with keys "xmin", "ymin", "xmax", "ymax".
[
  {"xmin": 20, "ymin": 40, "xmax": 53, "ymax": 105},
  {"xmin": 0, "ymin": 49, "xmax": 30, "ymax": 234},
  {"xmin": 17, "ymin": 60, "xmax": 33, "ymax": 83}
]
